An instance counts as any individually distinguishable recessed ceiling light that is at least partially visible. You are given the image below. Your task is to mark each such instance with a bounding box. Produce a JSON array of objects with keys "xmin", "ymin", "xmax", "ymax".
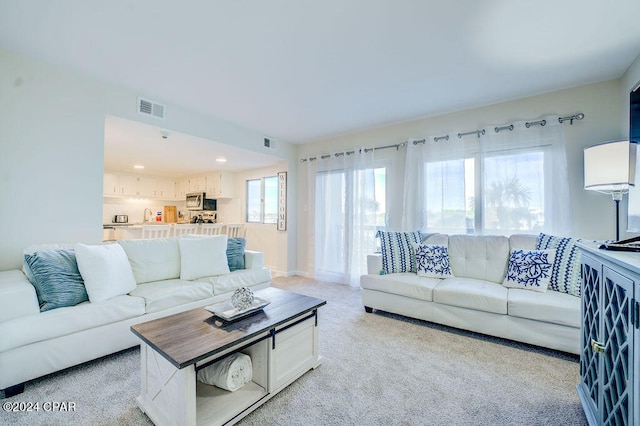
[
  {"xmin": 133, "ymin": 165, "xmax": 145, "ymax": 169},
  {"xmin": 216, "ymin": 158, "xmax": 227, "ymax": 163}
]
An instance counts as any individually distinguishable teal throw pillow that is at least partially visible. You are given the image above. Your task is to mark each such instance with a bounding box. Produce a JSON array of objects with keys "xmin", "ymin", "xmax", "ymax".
[
  {"xmin": 24, "ymin": 249, "xmax": 89, "ymax": 311},
  {"xmin": 227, "ymin": 237, "xmax": 246, "ymax": 272}
]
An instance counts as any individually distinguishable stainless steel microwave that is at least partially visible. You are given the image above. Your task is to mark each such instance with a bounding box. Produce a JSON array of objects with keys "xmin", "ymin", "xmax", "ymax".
[{"xmin": 186, "ymin": 192, "xmax": 217, "ymax": 211}]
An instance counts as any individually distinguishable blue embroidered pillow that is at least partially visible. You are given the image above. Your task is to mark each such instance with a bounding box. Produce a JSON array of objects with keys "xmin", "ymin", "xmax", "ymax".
[
  {"xmin": 503, "ymin": 249, "xmax": 555, "ymax": 292},
  {"xmin": 413, "ymin": 244, "xmax": 453, "ymax": 278},
  {"xmin": 379, "ymin": 230, "xmax": 422, "ymax": 274},
  {"xmin": 536, "ymin": 233, "xmax": 581, "ymax": 297}
]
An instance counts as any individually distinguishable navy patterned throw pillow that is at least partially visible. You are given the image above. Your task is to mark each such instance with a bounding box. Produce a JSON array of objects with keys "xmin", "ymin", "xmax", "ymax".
[
  {"xmin": 379, "ymin": 230, "xmax": 422, "ymax": 274},
  {"xmin": 503, "ymin": 249, "xmax": 555, "ymax": 292},
  {"xmin": 413, "ymin": 244, "xmax": 453, "ymax": 278},
  {"xmin": 536, "ymin": 233, "xmax": 581, "ymax": 297}
]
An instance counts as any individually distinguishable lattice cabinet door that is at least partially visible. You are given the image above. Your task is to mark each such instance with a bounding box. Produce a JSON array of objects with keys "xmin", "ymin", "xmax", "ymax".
[
  {"xmin": 579, "ymin": 254, "xmax": 602, "ymax": 421},
  {"xmin": 578, "ymin": 248, "xmax": 639, "ymax": 426},
  {"xmin": 600, "ymin": 267, "xmax": 634, "ymax": 426}
]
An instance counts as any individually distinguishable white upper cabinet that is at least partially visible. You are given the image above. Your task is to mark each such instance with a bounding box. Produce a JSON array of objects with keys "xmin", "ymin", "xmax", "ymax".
[
  {"xmin": 137, "ymin": 176, "xmax": 157, "ymax": 197},
  {"xmin": 118, "ymin": 174, "xmax": 138, "ymax": 196},
  {"xmin": 103, "ymin": 172, "xmax": 179, "ymax": 200},
  {"xmin": 157, "ymin": 177, "xmax": 176, "ymax": 199},
  {"xmin": 103, "ymin": 171, "xmax": 232, "ymax": 200},
  {"xmin": 205, "ymin": 172, "xmax": 234, "ymax": 198},
  {"xmin": 103, "ymin": 173, "xmax": 120, "ymax": 196}
]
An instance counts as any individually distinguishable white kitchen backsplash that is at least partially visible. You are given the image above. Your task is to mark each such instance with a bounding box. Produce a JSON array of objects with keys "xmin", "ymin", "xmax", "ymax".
[{"xmin": 103, "ymin": 198, "xmax": 187, "ymax": 224}]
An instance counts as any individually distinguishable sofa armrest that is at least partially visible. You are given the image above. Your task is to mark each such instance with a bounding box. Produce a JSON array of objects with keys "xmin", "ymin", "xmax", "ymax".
[
  {"xmin": 367, "ymin": 254, "xmax": 382, "ymax": 275},
  {"xmin": 0, "ymin": 270, "xmax": 39, "ymax": 323},
  {"xmin": 244, "ymin": 250, "xmax": 264, "ymax": 269}
]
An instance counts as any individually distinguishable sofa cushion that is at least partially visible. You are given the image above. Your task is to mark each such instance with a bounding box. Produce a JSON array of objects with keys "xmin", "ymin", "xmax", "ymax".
[
  {"xmin": 433, "ymin": 277, "xmax": 508, "ymax": 314},
  {"xmin": 503, "ymin": 249, "xmax": 555, "ymax": 293},
  {"xmin": 197, "ymin": 267, "xmax": 272, "ymax": 295},
  {"xmin": 413, "ymin": 244, "xmax": 453, "ymax": 278},
  {"xmin": 24, "ymin": 249, "xmax": 89, "ymax": 311},
  {"xmin": 129, "ymin": 279, "xmax": 214, "ymax": 314},
  {"xmin": 508, "ymin": 288, "xmax": 580, "ymax": 328},
  {"xmin": 118, "ymin": 238, "xmax": 181, "ymax": 284},
  {"xmin": 360, "ymin": 273, "xmax": 439, "ymax": 302},
  {"xmin": 448, "ymin": 235, "xmax": 509, "ymax": 283},
  {"xmin": 0, "ymin": 294, "xmax": 145, "ymax": 352},
  {"xmin": 508, "ymin": 234, "xmax": 537, "ymax": 251},
  {"xmin": 422, "ymin": 233, "xmax": 449, "ymax": 245},
  {"xmin": 75, "ymin": 243, "xmax": 137, "ymax": 302},
  {"xmin": 0, "ymin": 270, "xmax": 39, "ymax": 323},
  {"xmin": 379, "ymin": 230, "xmax": 422, "ymax": 274},
  {"xmin": 179, "ymin": 235, "xmax": 230, "ymax": 280},
  {"xmin": 536, "ymin": 233, "xmax": 582, "ymax": 297}
]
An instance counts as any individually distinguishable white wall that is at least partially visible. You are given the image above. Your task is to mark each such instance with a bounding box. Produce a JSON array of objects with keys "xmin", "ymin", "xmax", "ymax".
[
  {"xmin": 0, "ymin": 48, "xmax": 298, "ymax": 270},
  {"xmin": 221, "ymin": 162, "xmax": 289, "ymax": 276},
  {"xmin": 296, "ymin": 80, "xmax": 623, "ymax": 276}
]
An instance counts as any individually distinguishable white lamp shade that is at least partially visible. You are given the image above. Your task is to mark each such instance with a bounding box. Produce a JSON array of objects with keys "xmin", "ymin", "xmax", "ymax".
[{"xmin": 584, "ymin": 140, "xmax": 636, "ymax": 192}]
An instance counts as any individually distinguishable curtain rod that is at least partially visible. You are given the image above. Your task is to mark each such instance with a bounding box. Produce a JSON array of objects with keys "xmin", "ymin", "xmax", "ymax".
[{"xmin": 299, "ymin": 112, "xmax": 584, "ymax": 162}]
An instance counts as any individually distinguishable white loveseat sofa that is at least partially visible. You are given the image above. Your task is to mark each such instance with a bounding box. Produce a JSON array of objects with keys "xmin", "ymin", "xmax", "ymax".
[
  {"xmin": 360, "ymin": 233, "xmax": 581, "ymax": 354},
  {"xmin": 0, "ymin": 236, "xmax": 271, "ymax": 397}
]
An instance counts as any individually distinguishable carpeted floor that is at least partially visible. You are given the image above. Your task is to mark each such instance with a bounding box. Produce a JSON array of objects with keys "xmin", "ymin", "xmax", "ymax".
[{"xmin": 1, "ymin": 276, "xmax": 586, "ymax": 425}]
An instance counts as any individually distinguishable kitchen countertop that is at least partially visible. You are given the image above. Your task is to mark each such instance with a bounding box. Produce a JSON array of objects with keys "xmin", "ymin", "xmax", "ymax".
[{"xmin": 103, "ymin": 222, "xmax": 196, "ymax": 228}]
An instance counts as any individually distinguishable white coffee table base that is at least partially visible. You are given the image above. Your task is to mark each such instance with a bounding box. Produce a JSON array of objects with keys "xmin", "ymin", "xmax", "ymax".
[{"xmin": 136, "ymin": 313, "xmax": 321, "ymax": 426}]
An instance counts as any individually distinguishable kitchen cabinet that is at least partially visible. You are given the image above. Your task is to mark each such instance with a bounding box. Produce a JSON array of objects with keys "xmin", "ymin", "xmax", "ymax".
[
  {"xmin": 118, "ymin": 175, "xmax": 138, "ymax": 196},
  {"xmin": 103, "ymin": 172, "xmax": 180, "ymax": 200},
  {"xmin": 577, "ymin": 243, "xmax": 639, "ymax": 426},
  {"xmin": 137, "ymin": 176, "xmax": 157, "ymax": 198},
  {"xmin": 103, "ymin": 173, "xmax": 120, "ymax": 196},
  {"xmin": 205, "ymin": 172, "xmax": 234, "ymax": 198},
  {"xmin": 156, "ymin": 177, "xmax": 176, "ymax": 199},
  {"xmin": 176, "ymin": 178, "xmax": 189, "ymax": 199},
  {"xmin": 188, "ymin": 176, "xmax": 206, "ymax": 192}
]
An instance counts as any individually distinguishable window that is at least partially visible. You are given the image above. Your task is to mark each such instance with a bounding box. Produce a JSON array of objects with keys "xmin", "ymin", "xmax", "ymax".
[
  {"xmin": 482, "ymin": 150, "xmax": 545, "ymax": 234},
  {"xmin": 424, "ymin": 148, "xmax": 547, "ymax": 235},
  {"xmin": 425, "ymin": 158, "xmax": 474, "ymax": 234},
  {"xmin": 246, "ymin": 176, "xmax": 278, "ymax": 224}
]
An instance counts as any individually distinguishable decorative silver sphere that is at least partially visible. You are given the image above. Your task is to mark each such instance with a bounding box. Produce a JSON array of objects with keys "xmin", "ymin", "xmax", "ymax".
[{"xmin": 231, "ymin": 287, "xmax": 255, "ymax": 311}]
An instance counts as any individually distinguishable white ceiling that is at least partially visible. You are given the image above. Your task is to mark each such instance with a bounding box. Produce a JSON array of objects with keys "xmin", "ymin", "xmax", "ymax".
[
  {"xmin": 104, "ymin": 116, "xmax": 283, "ymax": 177},
  {"xmin": 1, "ymin": 0, "xmax": 640, "ymax": 148}
]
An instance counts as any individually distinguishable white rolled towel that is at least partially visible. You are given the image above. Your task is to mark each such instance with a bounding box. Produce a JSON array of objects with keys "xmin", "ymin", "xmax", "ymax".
[{"xmin": 197, "ymin": 353, "xmax": 253, "ymax": 392}]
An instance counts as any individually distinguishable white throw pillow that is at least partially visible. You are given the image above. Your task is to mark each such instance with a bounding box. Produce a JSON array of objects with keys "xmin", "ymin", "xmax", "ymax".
[
  {"xmin": 503, "ymin": 249, "xmax": 556, "ymax": 292},
  {"xmin": 74, "ymin": 243, "xmax": 137, "ymax": 302},
  {"xmin": 179, "ymin": 235, "xmax": 230, "ymax": 280}
]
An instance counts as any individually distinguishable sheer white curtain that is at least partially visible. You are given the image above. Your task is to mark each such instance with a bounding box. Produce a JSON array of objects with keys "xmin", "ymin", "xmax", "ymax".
[
  {"xmin": 402, "ymin": 135, "xmax": 472, "ymax": 232},
  {"xmin": 403, "ymin": 115, "xmax": 572, "ymax": 235},
  {"xmin": 305, "ymin": 149, "xmax": 377, "ymax": 287},
  {"xmin": 480, "ymin": 115, "xmax": 572, "ymax": 235}
]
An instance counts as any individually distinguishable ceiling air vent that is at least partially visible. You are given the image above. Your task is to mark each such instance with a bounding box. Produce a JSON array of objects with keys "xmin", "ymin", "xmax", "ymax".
[
  {"xmin": 264, "ymin": 137, "xmax": 275, "ymax": 149},
  {"xmin": 137, "ymin": 97, "xmax": 165, "ymax": 120}
]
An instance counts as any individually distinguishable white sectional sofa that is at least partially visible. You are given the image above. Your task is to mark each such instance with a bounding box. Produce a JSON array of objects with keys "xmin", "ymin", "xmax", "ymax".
[
  {"xmin": 0, "ymin": 236, "xmax": 271, "ymax": 397},
  {"xmin": 360, "ymin": 233, "xmax": 581, "ymax": 354}
]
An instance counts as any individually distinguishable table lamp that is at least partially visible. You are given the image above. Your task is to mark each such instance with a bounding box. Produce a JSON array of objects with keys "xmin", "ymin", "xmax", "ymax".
[{"xmin": 584, "ymin": 140, "xmax": 636, "ymax": 240}]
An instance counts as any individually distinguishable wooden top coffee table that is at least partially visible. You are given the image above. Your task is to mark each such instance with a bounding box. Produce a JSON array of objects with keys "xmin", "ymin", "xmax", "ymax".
[{"xmin": 131, "ymin": 287, "xmax": 326, "ymax": 426}]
